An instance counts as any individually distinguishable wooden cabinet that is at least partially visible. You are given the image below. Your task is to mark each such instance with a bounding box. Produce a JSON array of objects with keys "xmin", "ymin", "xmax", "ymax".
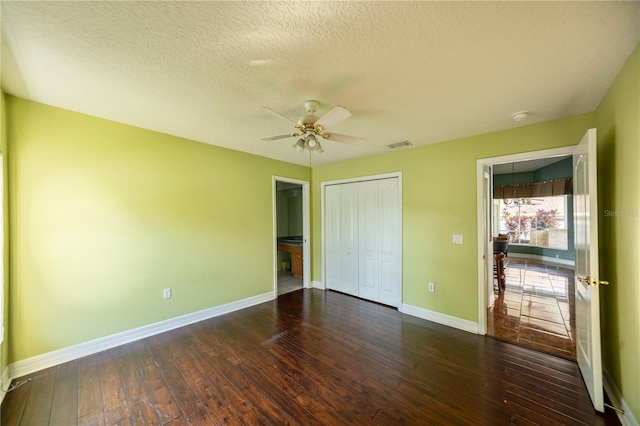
[
  {"xmin": 278, "ymin": 244, "xmax": 303, "ymax": 279},
  {"xmin": 289, "ymin": 245, "xmax": 303, "ymax": 279}
]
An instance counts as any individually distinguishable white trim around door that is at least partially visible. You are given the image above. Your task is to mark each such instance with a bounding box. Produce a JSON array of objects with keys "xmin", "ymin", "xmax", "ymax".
[
  {"xmin": 272, "ymin": 176, "xmax": 311, "ymax": 295},
  {"xmin": 475, "ymin": 146, "xmax": 576, "ymax": 334}
]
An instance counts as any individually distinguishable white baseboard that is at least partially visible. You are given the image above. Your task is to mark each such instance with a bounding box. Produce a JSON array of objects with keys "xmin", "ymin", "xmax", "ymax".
[
  {"xmin": 604, "ymin": 369, "xmax": 638, "ymax": 426},
  {"xmin": 401, "ymin": 303, "xmax": 479, "ymax": 334},
  {"xmin": 507, "ymin": 253, "xmax": 575, "ymax": 267},
  {"xmin": 311, "ymin": 280, "xmax": 325, "ymax": 290},
  {"xmin": 9, "ymin": 292, "xmax": 274, "ymax": 380}
]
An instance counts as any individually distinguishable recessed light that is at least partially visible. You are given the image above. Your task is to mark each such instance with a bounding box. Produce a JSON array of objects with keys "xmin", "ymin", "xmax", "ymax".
[{"xmin": 248, "ymin": 59, "xmax": 272, "ymax": 66}]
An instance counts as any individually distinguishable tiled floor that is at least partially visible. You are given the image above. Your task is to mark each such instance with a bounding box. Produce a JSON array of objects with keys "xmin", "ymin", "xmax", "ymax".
[
  {"xmin": 277, "ymin": 271, "xmax": 303, "ymax": 295},
  {"xmin": 488, "ymin": 256, "xmax": 576, "ymax": 359}
]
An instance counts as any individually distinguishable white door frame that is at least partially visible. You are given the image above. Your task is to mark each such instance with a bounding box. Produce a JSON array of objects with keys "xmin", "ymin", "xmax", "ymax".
[
  {"xmin": 475, "ymin": 146, "xmax": 575, "ymax": 334},
  {"xmin": 320, "ymin": 172, "xmax": 402, "ymax": 301},
  {"xmin": 272, "ymin": 176, "xmax": 311, "ymax": 295}
]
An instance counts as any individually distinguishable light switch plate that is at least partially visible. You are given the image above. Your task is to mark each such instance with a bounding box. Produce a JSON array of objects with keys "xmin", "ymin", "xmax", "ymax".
[{"xmin": 452, "ymin": 234, "xmax": 463, "ymax": 244}]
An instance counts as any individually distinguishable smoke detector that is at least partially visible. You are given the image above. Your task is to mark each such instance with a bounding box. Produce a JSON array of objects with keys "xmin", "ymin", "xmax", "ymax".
[{"xmin": 512, "ymin": 111, "xmax": 530, "ymax": 122}]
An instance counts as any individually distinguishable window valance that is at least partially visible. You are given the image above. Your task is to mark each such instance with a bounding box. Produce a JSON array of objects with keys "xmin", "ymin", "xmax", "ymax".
[{"xmin": 493, "ymin": 177, "xmax": 572, "ymax": 199}]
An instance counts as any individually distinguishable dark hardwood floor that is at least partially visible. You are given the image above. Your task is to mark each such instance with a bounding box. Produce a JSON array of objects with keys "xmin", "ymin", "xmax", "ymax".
[
  {"xmin": 1, "ymin": 289, "xmax": 619, "ymax": 425},
  {"xmin": 488, "ymin": 257, "xmax": 577, "ymax": 359}
]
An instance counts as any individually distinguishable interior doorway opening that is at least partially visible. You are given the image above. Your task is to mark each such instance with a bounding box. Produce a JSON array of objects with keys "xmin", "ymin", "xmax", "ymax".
[
  {"xmin": 273, "ymin": 177, "xmax": 310, "ymax": 296},
  {"xmin": 477, "ymin": 147, "xmax": 577, "ymax": 359}
]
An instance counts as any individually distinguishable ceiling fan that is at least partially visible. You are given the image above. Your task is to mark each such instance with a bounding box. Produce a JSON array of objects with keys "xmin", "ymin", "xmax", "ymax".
[{"xmin": 261, "ymin": 100, "xmax": 365, "ymax": 154}]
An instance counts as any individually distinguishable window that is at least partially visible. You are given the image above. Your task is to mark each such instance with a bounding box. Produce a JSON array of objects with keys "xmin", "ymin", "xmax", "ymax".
[{"xmin": 496, "ymin": 195, "xmax": 568, "ymax": 250}]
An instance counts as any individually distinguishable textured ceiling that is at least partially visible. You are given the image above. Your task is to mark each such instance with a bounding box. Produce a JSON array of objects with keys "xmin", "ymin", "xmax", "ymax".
[{"xmin": 1, "ymin": 1, "xmax": 639, "ymax": 166}]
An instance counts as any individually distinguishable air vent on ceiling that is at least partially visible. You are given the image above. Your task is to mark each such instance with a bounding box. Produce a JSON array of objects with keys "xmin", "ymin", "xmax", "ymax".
[{"xmin": 387, "ymin": 140, "xmax": 412, "ymax": 149}]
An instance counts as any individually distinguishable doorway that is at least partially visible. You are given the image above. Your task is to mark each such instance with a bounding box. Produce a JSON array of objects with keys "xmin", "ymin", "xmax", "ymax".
[
  {"xmin": 476, "ymin": 147, "xmax": 577, "ymax": 359},
  {"xmin": 273, "ymin": 177, "xmax": 310, "ymax": 296}
]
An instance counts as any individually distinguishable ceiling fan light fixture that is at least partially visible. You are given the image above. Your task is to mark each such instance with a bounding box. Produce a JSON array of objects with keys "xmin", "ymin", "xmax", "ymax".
[
  {"xmin": 305, "ymin": 134, "xmax": 318, "ymax": 149},
  {"xmin": 313, "ymin": 142, "xmax": 324, "ymax": 155},
  {"xmin": 293, "ymin": 138, "xmax": 305, "ymax": 152}
]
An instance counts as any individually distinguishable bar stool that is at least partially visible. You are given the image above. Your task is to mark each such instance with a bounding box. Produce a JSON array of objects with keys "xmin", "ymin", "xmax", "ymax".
[
  {"xmin": 493, "ymin": 252, "xmax": 506, "ymax": 293},
  {"xmin": 493, "ymin": 238, "xmax": 509, "ymax": 294}
]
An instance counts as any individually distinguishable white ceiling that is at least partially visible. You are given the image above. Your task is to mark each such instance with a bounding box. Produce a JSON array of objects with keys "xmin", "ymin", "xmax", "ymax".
[{"xmin": 1, "ymin": 2, "xmax": 638, "ymax": 167}]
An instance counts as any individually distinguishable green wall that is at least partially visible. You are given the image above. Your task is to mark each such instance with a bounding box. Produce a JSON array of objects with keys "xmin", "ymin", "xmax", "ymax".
[
  {"xmin": 276, "ymin": 186, "xmax": 303, "ymax": 238},
  {"xmin": 311, "ymin": 113, "xmax": 595, "ymax": 322},
  {"xmin": 7, "ymin": 97, "xmax": 309, "ymax": 362},
  {"xmin": 276, "ymin": 189, "xmax": 289, "ymax": 238},
  {"xmin": 1, "ymin": 92, "xmax": 8, "ymax": 379},
  {"xmin": 595, "ymin": 42, "xmax": 639, "ymax": 420},
  {"xmin": 288, "ymin": 194, "xmax": 303, "ymax": 236}
]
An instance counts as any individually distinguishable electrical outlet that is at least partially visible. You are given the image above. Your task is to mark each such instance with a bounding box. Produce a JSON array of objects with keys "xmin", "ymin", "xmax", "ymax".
[
  {"xmin": 452, "ymin": 234, "xmax": 463, "ymax": 244},
  {"xmin": 163, "ymin": 288, "xmax": 171, "ymax": 299},
  {"xmin": 428, "ymin": 282, "xmax": 435, "ymax": 292}
]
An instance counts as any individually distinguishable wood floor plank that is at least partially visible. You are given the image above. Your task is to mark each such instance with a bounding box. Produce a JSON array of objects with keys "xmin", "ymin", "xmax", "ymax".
[
  {"xmin": 78, "ymin": 363, "xmax": 103, "ymax": 421},
  {"xmin": 128, "ymin": 397, "xmax": 161, "ymax": 426},
  {"xmin": 115, "ymin": 341, "xmax": 148, "ymax": 403},
  {"xmin": 78, "ymin": 408, "xmax": 106, "ymax": 426},
  {"xmin": 147, "ymin": 334, "xmax": 216, "ymax": 425},
  {"xmin": 49, "ymin": 364, "xmax": 78, "ymax": 426},
  {"xmin": 134, "ymin": 343, "xmax": 182, "ymax": 424},
  {"xmin": 99, "ymin": 350, "xmax": 131, "ymax": 426},
  {"xmin": 191, "ymin": 381, "xmax": 243, "ymax": 426},
  {"xmin": 199, "ymin": 351, "xmax": 301, "ymax": 425},
  {"xmin": 0, "ymin": 375, "xmax": 33, "ymax": 425},
  {"xmin": 1, "ymin": 289, "xmax": 621, "ymax": 425},
  {"xmin": 184, "ymin": 343, "xmax": 253, "ymax": 418},
  {"xmin": 263, "ymin": 343, "xmax": 376, "ymax": 423},
  {"xmin": 19, "ymin": 369, "xmax": 56, "ymax": 426}
]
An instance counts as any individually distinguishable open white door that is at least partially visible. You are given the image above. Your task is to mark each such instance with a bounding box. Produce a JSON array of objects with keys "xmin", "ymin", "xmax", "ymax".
[
  {"xmin": 484, "ymin": 169, "xmax": 495, "ymax": 309},
  {"xmin": 573, "ymin": 128, "xmax": 605, "ymax": 412}
]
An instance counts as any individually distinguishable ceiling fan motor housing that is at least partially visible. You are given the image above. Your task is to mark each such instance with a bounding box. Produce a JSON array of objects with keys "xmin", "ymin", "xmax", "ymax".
[{"xmin": 297, "ymin": 115, "xmax": 327, "ymax": 137}]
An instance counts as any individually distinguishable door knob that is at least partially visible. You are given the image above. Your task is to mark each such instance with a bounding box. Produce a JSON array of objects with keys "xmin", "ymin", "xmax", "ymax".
[{"xmin": 578, "ymin": 276, "xmax": 610, "ymax": 287}]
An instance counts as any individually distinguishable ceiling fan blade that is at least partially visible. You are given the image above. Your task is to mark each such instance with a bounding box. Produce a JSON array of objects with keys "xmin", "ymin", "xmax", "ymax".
[
  {"xmin": 261, "ymin": 133, "xmax": 298, "ymax": 141},
  {"xmin": 315, "ymin": 105, "xmax": 351, "ymax": 129},
  {"xmin": 263, "ymin": 107, "xmax": 296, "ymax": 124},
  {"xmin": 322, "ymin": 132, "xmax": 366, "ymax": 145}
]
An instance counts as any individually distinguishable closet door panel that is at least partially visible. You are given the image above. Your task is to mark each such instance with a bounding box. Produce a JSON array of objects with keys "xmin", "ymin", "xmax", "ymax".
[
  {"xmin": 358, "ymin": 180, "xmax": 379, "ymax": 301},
  {"xmin": 378, "ymin": 178, "xmax": 401, "ymax": 307},
  {"xmin": 325, "ymin": 185, "xmax": 342, "ymax": 291},
  {"xmin": 340, "ymin": 183, "xmax": 359, "ymax": 296}
]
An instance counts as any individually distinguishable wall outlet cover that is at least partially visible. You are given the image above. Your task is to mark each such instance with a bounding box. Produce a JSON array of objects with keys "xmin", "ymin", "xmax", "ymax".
[{"xmin": 452, "ymin": 234, "xmax": 463, "ymax": 244}]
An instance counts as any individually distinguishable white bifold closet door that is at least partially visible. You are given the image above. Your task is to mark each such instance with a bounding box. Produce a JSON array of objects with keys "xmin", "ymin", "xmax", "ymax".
[
  {"xmin": 325, "ymin": 182, "xmax": 359, "ymax": 296},
  {"xmin": 325, "ymin": 178, "xmax": 401, "ymax": 307}
]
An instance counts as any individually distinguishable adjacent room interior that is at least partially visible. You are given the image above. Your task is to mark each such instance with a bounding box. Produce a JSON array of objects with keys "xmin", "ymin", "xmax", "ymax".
[{"xmin": 487, "ymin": 156, "xmax": 577, "ymax": 359}]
